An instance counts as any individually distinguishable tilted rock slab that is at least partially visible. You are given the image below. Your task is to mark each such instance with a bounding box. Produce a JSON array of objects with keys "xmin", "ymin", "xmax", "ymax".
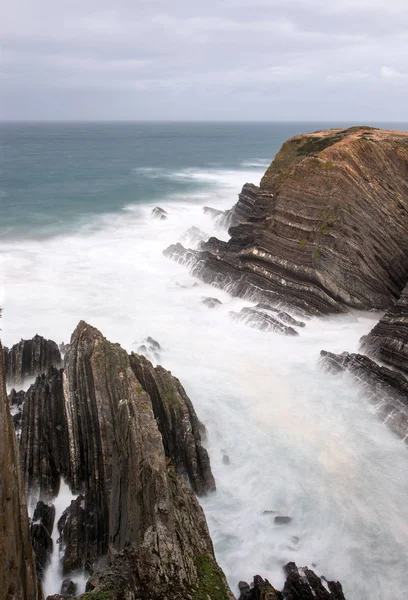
[
  {"xmin": 167, "ymin": 127, "xmax": 408, "ymax": 315},
  {"xmin": 360, "ymin": 281, "xmax": 408, "ymax": 374},
  {"xmin": 3, "ymin": 334, "xmax": 61, "ymax": 386},
  {"xmin": 0, "ymin": 341, "xmax": 39, "ymax": 600}
]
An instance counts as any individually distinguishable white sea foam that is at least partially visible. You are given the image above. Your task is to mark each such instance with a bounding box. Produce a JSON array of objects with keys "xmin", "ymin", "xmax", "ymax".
[{"xmin": 1, "ymin": 166, "xmax": 408, "ymax": 599}]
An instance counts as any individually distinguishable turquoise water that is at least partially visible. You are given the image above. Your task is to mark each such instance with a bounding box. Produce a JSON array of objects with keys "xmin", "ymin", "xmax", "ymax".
[{"xmin": 2, "ymin": 121, "xmax": 408, "ymax": 599}]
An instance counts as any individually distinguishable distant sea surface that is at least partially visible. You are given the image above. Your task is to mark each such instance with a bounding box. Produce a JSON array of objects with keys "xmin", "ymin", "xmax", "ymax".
[{"xmin": 1, "ymin": 121, "xmax": 407, "ymax": 240}]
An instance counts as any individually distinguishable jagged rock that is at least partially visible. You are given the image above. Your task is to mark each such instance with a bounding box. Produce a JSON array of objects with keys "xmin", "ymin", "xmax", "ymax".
[
  {"xmin": 8, "ymin": 388, "xmax": 26, "ymax": 433},
  {"xmin": 239, "ymin": 563, "xmax": 346, "ymax": 600},
  {"xmin": 129, "ymin": 352, "xmax": 216, "ymax": 495},
  {"xmin": 202, "ymin": 297, "xmax": 223, "ymax": 308},
  {"xmin": 282, "ymin": 562, "xmax": 346, "ymax": 599},
  {"xmin": 163, "ymin": 242, "xmax": 198, "ymax": 266},
  {"xmin": 3, "ymin": 334, "xmax": 62, "ymax": 386},
  {"xmin": 360, "ymin": 282, "xmax": 408, "ymax": 374},
  {"xmin": 230, "ymin": 307, "xmax": 299, "ymax": 336},
  {"xmin": 169, "ymin": 128, "xmax": 408, "ymax": 315},
  {"xmin": 31, "ymin": 500, "xmax": 55, "ymax": 580},
  {"xmin": 20, "ymin": 367, "xmax": 69, "ymax": 499},
  {"xmin": 203, "ymin": 185, "xmax": 258, "ymax": 230},
  {"xmin": 152, "ymin": 206, "xmax": 168, "ymax": 220},
  {"xmin": 135, "ymin": 337, "xmax": 162, "ymax": 362},
  {"xmin": 0, "ymin": 341, "xmax": 39, "ymax": 599},
  {"xmin": 58, "ymin": 496, "xmax": 86, "ymax": 574},
  {"xmin": 320, "ymin": 350, "xmax": 408, "ymax": 441},
  {"xmin": 60, "ymin": 579, "xmax": 77, "ymax": 597}
]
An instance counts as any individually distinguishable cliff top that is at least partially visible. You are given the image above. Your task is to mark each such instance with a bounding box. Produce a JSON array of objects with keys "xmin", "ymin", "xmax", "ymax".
[{"xmin": 261, "ymin": 125, "xmax": 408, "ymax": 190}]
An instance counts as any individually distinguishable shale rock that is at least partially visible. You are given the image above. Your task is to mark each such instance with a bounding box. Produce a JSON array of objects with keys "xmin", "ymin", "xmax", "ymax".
[
  {"xmin": 3, "ymin": 334, "xmax": 61, "ymax": 386},
  {"xmin": 360, "ymin": 282, "xmax": 408, "ymax": 374},
  {"xmin": 58, "ymin": 495, "xmax": 86, "ymax": 574},
  {"xmin": 20, "ymin": 367, "xmax": 69, "ymax": 499},
  {"xmin": 320, "ymin": 350, "xmax": 408, "ymax": 441},
  {"xmin": 0, "ymin": 341, "xmax": 39, "ymax": 599},
  {"xmin": 170, "ymin": 127, "xmax": 408, "ymax": 315},
  {"xmin": 129, "ymin": 352, "xmax": 216, "ymax": 495},
  {"xmin": 230, "ymin": 307, "xmax": 299, "ymax": 336},
  {"xmin": 31, "ymin": 500, "xmax": 55, "ymax": 580},
  {"xmin": 163, "ymin": 242, "xmax": 198, "ymax": 266}
]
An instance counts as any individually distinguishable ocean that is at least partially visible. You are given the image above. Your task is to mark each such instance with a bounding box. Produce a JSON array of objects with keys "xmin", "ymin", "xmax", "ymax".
[{"xmin": 1, "ymin": 121, "xmax": 408, "ymax": 599}]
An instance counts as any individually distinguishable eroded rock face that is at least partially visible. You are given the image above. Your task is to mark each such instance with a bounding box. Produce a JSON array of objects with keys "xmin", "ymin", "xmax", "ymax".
[
  {"xmin": 58, "ymin": 496, "xmax": 86, "ymax": 574},
  {"xmin": 168, "ymin": 127, "xmax": 408, "ymax": 315},
  {"xmin": 230, "ymin": 307, "xmax": 299, "ymax": 336},
  {"xmin": 320, "ymin": 350, "xmax": 408, "ymax": 441},
  {"xmin": 0, "ymin": 342, "xmax": 39, "ymax": 599},
  {"xmin": 20, "ymin": 367, "xmax": 69, "ymax": 500},
  {"xmin": 3, "ymin": 334, "xmax": 61, "ymax": 386},
  {"xmin": 239, "ymin": 563, "xmax": 346, "ymax": 600},
  {"xmin": 129, "ymin": 352, "xmax": 216, "ymax": 495},
  {"xmin": 360, "ymin": 282, "xmax": 408, "ymax": 374},
  {"xmin": 31, "ymin": 500, "xmax": 55, "ymax": 580}
]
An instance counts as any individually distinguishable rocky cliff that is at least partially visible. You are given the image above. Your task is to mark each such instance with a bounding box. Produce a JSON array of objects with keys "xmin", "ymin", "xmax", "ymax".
[
  {"xmin": 166, "ymin": 127, "xmax": 408, "ymax": 315},
  {"xmin": 0, "ymin": 341, "xmax": 39, "ymax": 600},
  {"xmin": 10, "ymin": 322, "xmax": 231, "ymax": 598}
]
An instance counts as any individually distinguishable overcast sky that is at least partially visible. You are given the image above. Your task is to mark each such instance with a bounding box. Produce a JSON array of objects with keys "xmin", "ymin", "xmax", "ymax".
[{"xmin": 1, "ymin": 0, "xmax": 407, "ymax": 121}]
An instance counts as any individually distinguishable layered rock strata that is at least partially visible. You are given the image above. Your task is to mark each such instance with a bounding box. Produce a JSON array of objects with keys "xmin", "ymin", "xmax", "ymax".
[
  {"xmin": 31, "ymin": 500, "xmax": 55, "ymax": 580},
  {"xmin": 320, "ymin": 350, "xmax": 408, "ymax": 442},
  {"xmin": 0, "ymin": 341, "xmax": 39, "ymax": 599},
  {"xmin": 11, "ymin": 322, "xmax": 229, "ymax": 597},
  {"xmin": 360, "ymin": 282, "xmax": 408, "ymax": 373},
  {"xmin": 3, "ymin": 334, "xmax": 61, "ymax": 386},
  {"xmin": 166, "ymin": 127, "xmax": 408, "ymax": 315}
]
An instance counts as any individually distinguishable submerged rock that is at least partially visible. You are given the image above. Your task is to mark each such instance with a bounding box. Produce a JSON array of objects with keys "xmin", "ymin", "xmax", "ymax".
[
  {"xmin": 163, "ymin": 242, "xmax": 198, "ymax": 266},
  {"xmin": 202, "ymin": 297, "xmax": 223, "ymax": 309},
  {"xmin": 230, "ymin": 306, "xmax": 299, "ymax": 336},
  {"xmin": 3, "ymin": 334, "xmax": 62, "ymax": 386},
  {"xmin": 0, "ymin": 341, "xmax": 39, "ymax": 599},
  {"xmin": 152, "ymin": 206, "xmax": 168, "ymax": 220}
]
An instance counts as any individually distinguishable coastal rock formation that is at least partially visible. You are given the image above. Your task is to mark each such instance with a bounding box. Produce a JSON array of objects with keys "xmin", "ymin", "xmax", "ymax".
[
  {"xmin": 129, "ymin": 352, "xmax": 216, "ymax": 495},
  {"xmin": 238, "ymin": 562, "xmax": 346, "ymax": 600},
  {"xmin": 204, "ymin": 183, "xmax": 259, "ymax": 229},
  {"xmin": 0, "ymin": 341, "xmax": 39, "ymax": 599},
  {"xmin": 320, "ymin": 350, "xmax": 408, "ymax": 441},
  {"xmin": 152, "ymin": 206, "xmax": 168, "ymax": 220},
  {"xmin": 167, "ymin": 127, "xmax": 408, "ymax": 315},
  {"xmin": 3, "ymin": 334, "xmax": 61, "ymax": 386},
  {"xmin": 360, "ymin": 282, "xmax": 408, "ymax": 374},
  {"xmin": 31, "ymin": 500, "xmax": 55, "ymax": 580},
  {"xmin": 20, "ymin": 367, "xmax": 69, "ymax": 500},
  {"xmin": 12, "ymin": 321, "xmax": 227, "ymax": 597},
  {"xmin": 230, "ymin": 306, "xmax": 299, "ymax": 336}
]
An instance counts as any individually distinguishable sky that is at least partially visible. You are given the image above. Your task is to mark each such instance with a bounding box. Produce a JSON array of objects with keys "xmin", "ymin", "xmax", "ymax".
[{"xmin": 1, "ymin": 0, "xmax": 407, "ymax": 121}]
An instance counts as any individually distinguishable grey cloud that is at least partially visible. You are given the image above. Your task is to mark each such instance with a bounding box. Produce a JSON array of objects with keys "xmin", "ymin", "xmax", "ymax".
[{"xmin": 0, "ymin": 0, "xmax": 407, "ymax": 120}]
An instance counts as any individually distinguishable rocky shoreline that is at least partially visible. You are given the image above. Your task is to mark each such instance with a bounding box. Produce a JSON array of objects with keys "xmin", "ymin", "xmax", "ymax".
[{"xmin": 2, "ymin": 125, "xmax": 408, "ymax": 599}]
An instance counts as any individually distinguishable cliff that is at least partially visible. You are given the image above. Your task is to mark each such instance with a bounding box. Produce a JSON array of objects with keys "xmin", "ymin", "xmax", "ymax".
[
  {"xmin": 12, "ymin": 322, "xmax": 231, "ymax": 598},
  {"xmin": 0, "ymin": 341, "xmax": 39, "ymax": 600},
  {"xmin": 166, "ymin": 127, "xmax": 408, "ymax": 315},
  {"xmin": 3, "ymin": 334, "xmax": 61, "ymax": 386}
]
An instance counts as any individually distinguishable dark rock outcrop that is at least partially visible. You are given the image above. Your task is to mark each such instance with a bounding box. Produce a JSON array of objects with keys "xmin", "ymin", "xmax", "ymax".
[
  {"xmin": 3, "ymin": 334, "xmax": 61, "ymax": 386},
  {"xmin": 230, "ymin": 307, "xmax": 299, "ymax": 336},
  {"xmin": 31, "ymin": 500, "xmax": 55, "ymax": 580},
  {"xmin": 163, "ymin": 242, "xmax": 198, "ymax": 266},
  {"xmin": 58, "ymin": 496, "xmax": 86, "ymax": 574},
  {"xmin": 168, "ymin": 127, "xmax": 408, "ymax": 315},
  {"xmin": 239, "ymin": 563, "xmax": 346, "ymax": 600},
  {"xmin": 202, "ymin": 297, "xmax": 223, "ymax": 308},
  {"xmin": 129, "ymin": 352, "xmax": 216, "ymax": 495},
  {"xmin": 320, "ymin": 350, "xmax": 408, "ymax": 441},
  {"xmin": 360, "ymin": 282, "xmax": 408, "ymax": 374},
  {"xmin": 20, "ymin": 367, "xmax": 69, "ymax": 500},
  {"xmin": 0, "ymin": 341, "xmax": 39, "ymax": 599},
  {"xmin": 204, "ymin": 183, "xmax": 258, "ymax": 229}
]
